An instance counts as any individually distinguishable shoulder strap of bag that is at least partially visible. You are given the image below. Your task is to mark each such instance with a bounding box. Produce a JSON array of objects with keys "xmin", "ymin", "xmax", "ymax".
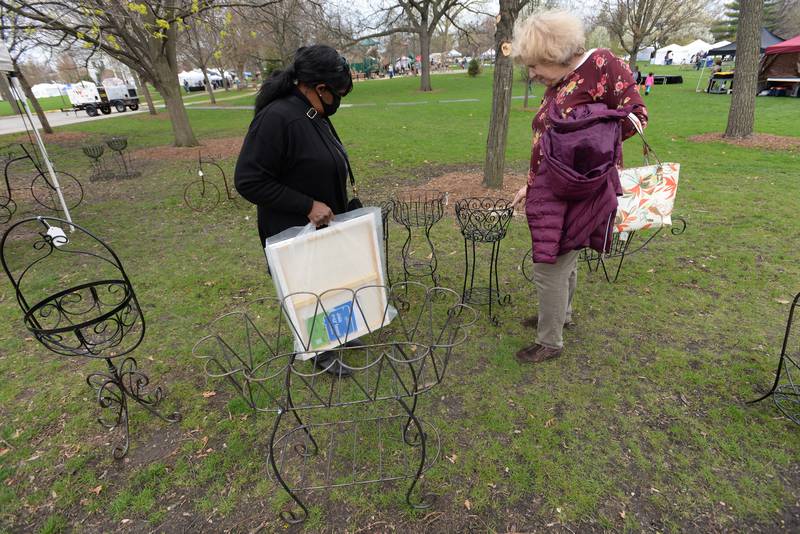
[
  {"xmin": 325, "ymin": 119, "xmax": 357, "ymax": 196},
  {"xmin": 627, "ymin": 112, "xmax": 662, "ymax": 166}
]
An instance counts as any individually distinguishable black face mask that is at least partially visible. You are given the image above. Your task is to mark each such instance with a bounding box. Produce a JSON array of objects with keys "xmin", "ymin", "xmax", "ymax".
[{"xmin": 318, "ymin": 87, "xmax": 341, "ymax": 116}]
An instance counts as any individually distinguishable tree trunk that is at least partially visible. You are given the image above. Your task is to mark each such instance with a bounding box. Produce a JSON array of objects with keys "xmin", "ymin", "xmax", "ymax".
[
  {"xmin": 199, "ymin": 65, "xmax": 217, "ymax": 104},
  {"xmin": 15, "ymin": 68, "xmax": 53, "ymax": 134},
  {"xmin": 628, "ymin": 40, "xmax": 643, "ymax": 69},
  {"xmin": 419, "ymin": 31, "xmax": 433, "ymax": 91},
  {"xmin": 482, "ymin": 0, "xmax": 517, "ymax": 189},
  {"xmin": 0, "ymin": 75, "xmax": 21, "ymax": 115},
  {"xmin": 236, "ymin": 62, "xmax": 246, "ymax": 89},
  {"xmin": 152, "ymin": 59, "xmax": 199, "ymax": 147},
  {"xmin": 725, "ymin": 0, "xmax": 763, "ymax": 138},
  {"xmin": 133, "ymin": 72, "xmax": 157, "ymax": 115}
]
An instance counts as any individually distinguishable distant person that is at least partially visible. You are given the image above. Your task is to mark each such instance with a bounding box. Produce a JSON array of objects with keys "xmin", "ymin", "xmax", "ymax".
[
  {"xmin": 665, "ymin": 50, "xmax": 673, "ymax": 65},
  {"xmin": 706, "ymin": 60, "xmax": 723, "ymax": 92},
  {"xmin": 510, "ymin": 10, "xmax": 648, "ymax": 364},
  {"xmin": 644, "ymin": 72, "xmax": 655, "ymax": 95},
  {"xmin": 632, "ymin": 65, "xmax": 643, "ymax": 92}
]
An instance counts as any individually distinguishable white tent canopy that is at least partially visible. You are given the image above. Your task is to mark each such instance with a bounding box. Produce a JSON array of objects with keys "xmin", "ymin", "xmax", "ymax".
[
  {"xmin": 31, "ymin": 82, "xmax": 66, "ymax": 99},
  {"xmin": 636, "ymin": 46, "xmax": 654, "ymax": 61},
  {"xmin": 480, "ymin": 48, "xmax": 496, "ymax": 59},
  {"xmin": 652, "ymin": 40, "xmax": 713, "ymax": 65},
  {"xmin": 447, "ymin": 49, "xmax": 462, "ymax": 58}
]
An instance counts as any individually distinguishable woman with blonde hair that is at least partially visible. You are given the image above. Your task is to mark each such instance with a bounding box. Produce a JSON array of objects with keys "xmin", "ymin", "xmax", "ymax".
[{"xmin": 510, "ymin": 11, "xmax": 648, "ymax": 364}]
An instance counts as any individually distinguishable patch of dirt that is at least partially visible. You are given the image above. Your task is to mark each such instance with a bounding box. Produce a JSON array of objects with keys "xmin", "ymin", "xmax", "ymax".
[
  {"xmin": 14, "ymin": 131, "xmax": 91, "ymax": 148},
  {"xmin": 131, "ymin": 137, "xmax": 244, "ymax": 162},
  {"xmin": 405, "ymin": 169, "xmax": 528, "ymax": 209},
  {"xmin": 688, "ymin": 132, "xmax": 800, "ymax": 152}
]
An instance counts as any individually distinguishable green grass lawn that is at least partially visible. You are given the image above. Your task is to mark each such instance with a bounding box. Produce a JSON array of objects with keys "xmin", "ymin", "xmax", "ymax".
[{"xmin": 1, "ymin": 64, "xmax": 799, "ymax": 533}]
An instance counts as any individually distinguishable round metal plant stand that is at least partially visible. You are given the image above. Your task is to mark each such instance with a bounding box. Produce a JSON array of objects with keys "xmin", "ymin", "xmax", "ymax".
[
  {"xmin": 183, "ymin": 151, "xmax": 240, "ymax": 212},
  {"xmin": 82, "ymin": 144, "xmax": 115, "ymax": 182},
  {"xmin": 391, "ymin": 190, "xmax": 445, "ymax": 287},
  {"xmin": 749, "ymin": 291, "xmax": 800, "ymax": 425},
  {"xmin": 193, "ymin": 283, "xmax": 476, "ymax": 525},
  {"xmin": 0, "ymin": 143, "xmax": 83, "ymax": 223},
  {"xmin": 0, "ymin": 216, "xmax": 180, "ymax": 459},
  {"xmin": 454, "ymin": 197, "xmax": 514, "ymax": 326},
  {"xmin": 105, "ymin": 136, "xmax": 140, "ymax": 179}
]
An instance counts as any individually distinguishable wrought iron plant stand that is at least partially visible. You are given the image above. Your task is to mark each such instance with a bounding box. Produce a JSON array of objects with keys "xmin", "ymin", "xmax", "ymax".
[
  {"xmin": 183, "ymin": 151, "xmax": 240, "ymax": 212},
  {"xmin": 454, "ymin": 198, "xmax": 514, "ymax": 326},
  {"xmin": 749, "ymin": 291, "xmax": 800, "ymax": 424},
  {"xmin": 81, "ymin": 144, "xmax": 115, "ymax": 182},
  {"xmin": 193, "ymin": 283, "xmax": 475, "ymax": 524},
  {"xmin": 105, "ymin": 136, "xmax": 140, "ymax": 179},
  {"xmin": 0, "ymin": 216, "xmax": 180, "ymax": 459},
  {"xmin": 0, "ymin": 143, "xmax": 83, "ymax": 223},
  {"xmin": 391, "ymin": 190, "xmax": 445, "ymax": 286}
]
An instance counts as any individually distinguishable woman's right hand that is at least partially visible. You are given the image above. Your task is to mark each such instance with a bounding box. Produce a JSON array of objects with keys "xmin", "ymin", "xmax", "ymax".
[
  {"xmin": 512, "ymin": 185, "xmax": 527, "ymax": 210},
  {"xmin": 308, "ymin": 200, "xmax": 334, "ymax": 227}
]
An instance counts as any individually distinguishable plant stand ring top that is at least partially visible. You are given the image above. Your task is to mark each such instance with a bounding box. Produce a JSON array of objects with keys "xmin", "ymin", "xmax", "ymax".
[
  {"xmin": 0, "ymin": 216, "xmax": 179, "ymax": 458},
  {"xmin": 454, "ymin": 197, "xmax": 514, "ymax": 325},
  {"xmin": 391, "ymin": 190, "xmax": 446, "ymax": 285}
]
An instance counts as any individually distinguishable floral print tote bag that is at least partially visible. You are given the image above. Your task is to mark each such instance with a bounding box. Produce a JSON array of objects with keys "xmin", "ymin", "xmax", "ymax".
[{"xmin": 615, "ymin": 114, "xmax": 681, "ymax": 233}]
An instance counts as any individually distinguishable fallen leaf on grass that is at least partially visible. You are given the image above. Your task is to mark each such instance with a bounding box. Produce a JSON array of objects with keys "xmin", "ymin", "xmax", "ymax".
[
  {"xmin": 446, "ymin": 454, "xmax": 457, "ymax": 464},
  {"xmin": 776, "ymin": 299, "xmax": 791, "ymax": 305},
  {"xmin": 544, "ymin": 418, "xmax": 555, "ymax": 428},
  {"xmin": 89, "ymin": 485, "xmax": 102, "ymax": 495},
  {"xmin": 202, "ymin": 391, "xmax": 217, "ymax": 398},
  {"xmin": 464, "ymin": 499, "xmax": 471, "ymax": 510},
  {"xmin": 620, "ymin": 510, "xmax": 626, "ymax": 519},
  {"xmin": 0, "ymin": 448, "xmax": 9, "ymax": 457}
]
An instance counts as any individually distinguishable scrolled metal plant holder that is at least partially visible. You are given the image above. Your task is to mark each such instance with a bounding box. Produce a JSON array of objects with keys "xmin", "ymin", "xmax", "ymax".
[
  {"xmin": 193, "ymin": 282, "xmax": 476, "ymax": 525},
  {"xmin": 749, "ymin": 292, "xmax": 800, "ymax": 425},
  {"xmin": 391, "ymin": 190, "xmax": 445, "ymax": 286},
  {"xmin": 105, "ymin": 136, "xmax": 140, "ymax": 179},
  {"xmin": 0, "ymin": 143, "xmax": 83, "ymax": 223},
  {"xmin": 82, "ymin": 144, "xmax": 115, "ymax": 182},
  {"xmin": 521, "ymin": 217, "xmax": 688, "ymax": 284},
  {"xmin": 0, "ymin": 216, "xmax": 180, "ymax": 459},
  {"xmin": 454, "ymin": 197, "xmax": 514, "ymax": 326},
  {"xmin": 183, "ymin": 151, "xmax": 240, "ymax": 213}
]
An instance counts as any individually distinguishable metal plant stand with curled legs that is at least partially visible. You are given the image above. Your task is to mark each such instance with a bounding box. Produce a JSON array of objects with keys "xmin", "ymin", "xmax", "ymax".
[
  {"xmin": 193, "ymin": 283, "xmax": 475, "ymax": 525},
  {"xmin": 183, "ymin": 151, "xmax": 240, "ymax": 213},
  {"xmin": 0, "ymin": 216, "xmax": 180, "ymax": 459},
  {"xmin": 82, "ymin": 144, "xmax": 115, "ymax": 182},
  {"xmin": 0, "ymin": 143, "xmax": 83, "ymax": 223},
  {"xmin": 391, "ymin": 190, "xmax": 445, "ymax": 287},
  {"xmin": 454, "ymin": 198, "xmax": 514, "ymax": 326},
  {"xmin": 379, "ymin": 200, "xmax": 393, "ymax": 286},
  {"xmin": 520, "ymin": 217, "xmax": 688, "ymax": 284},
  {"xmin": 749, "ymin": 292, "xmax": 800, "ymax": 425},
  {"xmin": 105, "ymin": 136, "xmax": 140, "ymax": 179}
]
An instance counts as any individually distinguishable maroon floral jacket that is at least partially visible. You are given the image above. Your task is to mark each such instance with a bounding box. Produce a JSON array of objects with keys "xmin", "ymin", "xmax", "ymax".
[{"xmin": 528, "ymin": 48, "xmax": 648, "ymax": 186}]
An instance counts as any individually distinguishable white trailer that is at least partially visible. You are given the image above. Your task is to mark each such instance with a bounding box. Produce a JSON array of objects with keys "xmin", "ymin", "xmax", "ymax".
[{"xmin": 64, "ymin": 81, "xmax": 140, "ymax": 117}]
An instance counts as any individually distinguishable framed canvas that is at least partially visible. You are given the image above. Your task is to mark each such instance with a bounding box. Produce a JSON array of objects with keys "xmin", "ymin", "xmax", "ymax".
[{"xmin": 265, "ymin": 208, "xmax": 391, "ymax": 358}]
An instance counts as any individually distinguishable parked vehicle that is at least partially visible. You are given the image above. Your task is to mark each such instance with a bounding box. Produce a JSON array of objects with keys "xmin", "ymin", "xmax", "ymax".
[{"xmin": 64, "ymin": 81, "xmax": 140, "ymax": 117}]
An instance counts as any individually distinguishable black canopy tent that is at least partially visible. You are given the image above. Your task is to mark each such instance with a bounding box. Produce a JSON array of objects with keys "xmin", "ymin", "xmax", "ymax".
[{"xmin": 708, "ymin": 28, "xmax": 785, "ymax": 56}]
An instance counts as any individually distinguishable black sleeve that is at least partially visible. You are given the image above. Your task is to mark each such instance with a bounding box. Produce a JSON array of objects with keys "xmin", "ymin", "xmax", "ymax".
[{"xmin": 234, "ymin": 110, "xmax": 314, "ymax": 215}]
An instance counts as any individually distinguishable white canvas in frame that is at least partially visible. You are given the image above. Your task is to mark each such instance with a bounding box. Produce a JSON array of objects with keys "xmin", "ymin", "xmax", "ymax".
[{"xmin": 265, "ymin": 209, "xmax": 390, "ymax": 358}]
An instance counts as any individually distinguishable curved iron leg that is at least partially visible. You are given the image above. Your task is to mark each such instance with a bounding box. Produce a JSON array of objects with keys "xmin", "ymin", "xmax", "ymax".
[
  {"xmin": 460, "ymin": 237, "xmax": 470, "ymax": 304},
  {"xmin": 269, "ymin": 409, "xmax": 309, "ymax": 524},
  {"xmin": 748, "ymin": 355, "xmax": 784, "ymax": 404},
  {"xmin": 423, "ymin": 223, "xmax": 438, "ymax": 286},
  {"xmin": 400, "ymin": 224, "xmax": 413, "ymax": 285},
  {"xmin": 396, "ymin": 397, "xmax": 433, "ymax": 509},
  {"xmin": 285, "ymin": 385, "xmax": 319, "ymax": 457}
]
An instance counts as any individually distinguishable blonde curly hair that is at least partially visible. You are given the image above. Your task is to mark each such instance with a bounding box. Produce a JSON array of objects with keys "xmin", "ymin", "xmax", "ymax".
[{"xmin": 512, "ymin": 10, "xmax": 586, "ymax": 66}]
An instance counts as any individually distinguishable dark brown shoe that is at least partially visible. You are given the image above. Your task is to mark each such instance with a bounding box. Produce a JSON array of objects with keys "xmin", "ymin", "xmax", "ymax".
[
  {"xmin": 521, "ymin": 316, "xmax": 576, "ymax": 329},
  {"xmin": 515, "ymin": 343, "xmax": 563, "ymax": 364}
]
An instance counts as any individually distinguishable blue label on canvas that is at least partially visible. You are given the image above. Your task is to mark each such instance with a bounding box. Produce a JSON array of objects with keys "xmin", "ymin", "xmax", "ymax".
[{"xmin": 323, "ymin": 301, "xmax": 358, "ymax": 341}]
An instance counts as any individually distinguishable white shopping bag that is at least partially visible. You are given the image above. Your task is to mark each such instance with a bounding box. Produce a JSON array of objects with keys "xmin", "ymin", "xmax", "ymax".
[{"xmin": 265, "ymin": 207, "xmax": 395, "ymax": 357}]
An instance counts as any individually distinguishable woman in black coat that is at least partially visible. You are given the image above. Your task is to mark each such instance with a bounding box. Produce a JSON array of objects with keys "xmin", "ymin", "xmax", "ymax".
[
  {"xmin": 235, "ymin": 45, "xmax": 354, "ymax": 245},
  {"xmin": 235, "ymin": 45, "xmax": 356, "ymax": 376}
]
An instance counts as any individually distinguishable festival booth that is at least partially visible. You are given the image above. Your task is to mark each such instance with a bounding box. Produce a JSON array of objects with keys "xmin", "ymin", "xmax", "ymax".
[
  {"xmin": 759, "ymin": 34, "xmax": 800, "ymax": 97},
  {"xmin": 652, "ymin": 41, "xmax": 711, "ymax": 65}
]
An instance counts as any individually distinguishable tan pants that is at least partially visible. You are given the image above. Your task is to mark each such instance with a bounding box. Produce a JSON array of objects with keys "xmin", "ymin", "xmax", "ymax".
[{"xmin": 531, "ymin": 250, "xmax": 579, "ymax": 349}]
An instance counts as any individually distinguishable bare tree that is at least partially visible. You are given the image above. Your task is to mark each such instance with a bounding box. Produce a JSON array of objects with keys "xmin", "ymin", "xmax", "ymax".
[
  {"xmin": 359, "ymin": 0, "xmax": 482, "ymax": 91},
  {"xmin": 180, "ymin": 12, "xmax": 225, "ymax": 104},
  {"xmin": 600, "ymin": 0, "xmax": 710, "ymax": 68},
  {"xmin": 0, "ymin": 1, "xmax": 279, "ymax": 147},
  {"xmin": 0, "ymin": 12, "xmax": 53, "ymax": 133},
  {"xmin": 725, "ymin": 0, "xmax": 763, "ymax": 138},
  {"xmin": 482, "ymin": 0, "xmax": 533, "ymax": 188}
]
